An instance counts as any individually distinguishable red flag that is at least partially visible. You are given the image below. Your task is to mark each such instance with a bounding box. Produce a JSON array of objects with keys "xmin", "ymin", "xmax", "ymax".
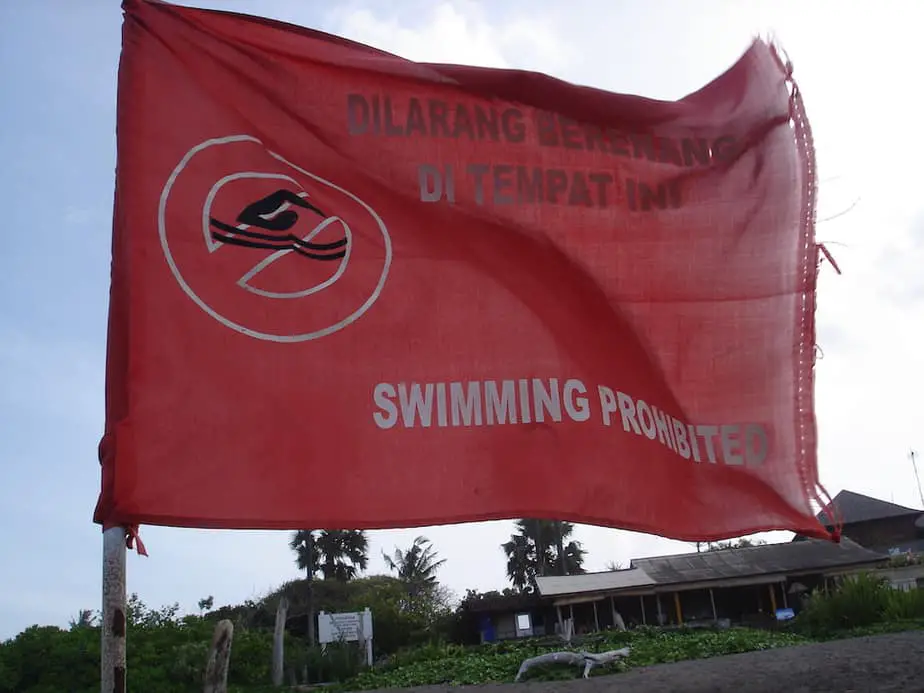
[{"xmin": 95, "ymin": 0, "xmax": 836, "ymax": 543}]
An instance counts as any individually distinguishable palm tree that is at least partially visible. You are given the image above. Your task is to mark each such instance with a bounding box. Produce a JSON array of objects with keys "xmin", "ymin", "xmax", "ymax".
[
  {"xmin": 315, "ymin": 530, "xmax": 369, "ymax": 581},
  {"xmin": 290, "ymin": 529, "xmax": 369, "ymax": 645},
  {"xmin": 502, "ymin": 519, "xmax": 585, "ymax": 592},
  {"xmin": 290, "ymin": 530, "xmax": 317, "ymax": 646},
  {"xmin": 501, "ymin": 533, "xmax": 535, "ymax": 592},
  {"xmin": 382, "ymin": 536, "xmax": 446, "ymax": 600},
  {"xmin": 68, "ymin": 609, "xmax": 96, "ymax": 630}
]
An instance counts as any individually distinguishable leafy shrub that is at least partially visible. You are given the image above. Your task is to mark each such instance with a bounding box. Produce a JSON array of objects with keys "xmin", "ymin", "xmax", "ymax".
[
  {"xmin": 0, "ymin": 596, "xmax": 366, "ymax": 693},
  {"xmin": 797, "ymin": 573, "xmax": 891, "ymax": 634},
  {"xmin": 339, "ymin": 627, "xmax": 808, "ymax": 689},
  {"xmin": 796, "ymin": 572, "xmax": 924, "ymax": 636},
  {"xmin": 301, "ymin": 641, "xmax": 368, "ymax": 683},
  {"xmin": 884, "ymin": 585, "xmax": 924, "ymax": 621},
  {"xmin": 5, "ymin": 577, "xmax": 924, "ymax": 692}
]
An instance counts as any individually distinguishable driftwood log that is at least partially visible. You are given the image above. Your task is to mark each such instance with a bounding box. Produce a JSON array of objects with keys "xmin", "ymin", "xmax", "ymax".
[
  {"xmin": 203, "ymin": 619, "xmax": 234, "ymax": 693},
  {"xmin": 514, "ymin": 647, "xmax": 631, "ymax": 682}
]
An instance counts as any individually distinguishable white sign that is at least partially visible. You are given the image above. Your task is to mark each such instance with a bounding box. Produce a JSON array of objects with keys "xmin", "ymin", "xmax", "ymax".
[{"xmin": 317, "ymin": 608, "xmax": 374, "ymax": 665}]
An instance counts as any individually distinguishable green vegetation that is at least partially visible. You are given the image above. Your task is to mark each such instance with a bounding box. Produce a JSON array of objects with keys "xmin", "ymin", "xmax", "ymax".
[
  {"xmin": 0, "ymin": 608, "xmax": 810, "ymax": 693},
  {"xmin": 6, "ymin": 571, "xmax": 924, "ymax": 693},
  {"xmin": 502, "ymin": 520, "xmax": 586, "ymax": 592},
  {"xmin": 796, "ymin": 572, "xmax": 924, "ymax": 636},
  {"xmin": 289, "ymin": 529, "xmax": 371, "ymax": 647},
  {"xmin": 342, "ymin": 627, "xmax": 807, "ymax": 689},
  {"xmin": 4, "ymin": 522, "xmax": 924, "ymax": 693}
]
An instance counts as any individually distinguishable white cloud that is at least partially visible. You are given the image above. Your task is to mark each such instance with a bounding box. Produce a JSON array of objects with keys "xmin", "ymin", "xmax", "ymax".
[{"xmin": 326, "ymin": 2, "xmax": 572, "ymax": 73}]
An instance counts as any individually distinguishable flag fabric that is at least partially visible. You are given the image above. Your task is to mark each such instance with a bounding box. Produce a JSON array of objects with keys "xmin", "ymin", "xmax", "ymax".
[{"xmin": 95, "ymin": 0, "xmax": 836, "ymax": 543}]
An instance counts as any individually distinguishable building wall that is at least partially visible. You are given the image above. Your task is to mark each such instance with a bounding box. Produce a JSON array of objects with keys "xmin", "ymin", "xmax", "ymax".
[
  {"xmin": 877, "ymin": 564, "xmax": 924, "ymax": 591},
  {"xmin": 493, "ymin": 613, "xmax": 518, "ymax": 640},
  {"xmin": 841, "ymin": 515, "xmax": 922, "ymax": 552},
  {"xmin": 481, "ymin": 606, "xmax": 556, "ymax": 642}
]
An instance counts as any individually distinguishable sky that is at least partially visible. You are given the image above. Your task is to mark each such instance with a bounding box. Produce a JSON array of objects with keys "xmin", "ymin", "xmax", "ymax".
[{"xmin": 1, "ymin": 0, "xmax": 922, "ymax": 641}]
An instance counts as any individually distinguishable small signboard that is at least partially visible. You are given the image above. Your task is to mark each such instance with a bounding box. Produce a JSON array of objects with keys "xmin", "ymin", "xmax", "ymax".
[{"xmin": 317, "ymin": 608, "xmax": 373, "ymax": 665}]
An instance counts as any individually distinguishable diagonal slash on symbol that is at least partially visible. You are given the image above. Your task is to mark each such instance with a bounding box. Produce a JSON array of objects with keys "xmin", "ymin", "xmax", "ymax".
[{"xmin": 201, "ymin": 173, "xmax": 352, "ymax": 300}]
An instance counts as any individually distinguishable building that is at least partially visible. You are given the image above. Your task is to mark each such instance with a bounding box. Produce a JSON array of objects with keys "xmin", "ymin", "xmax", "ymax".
[
  {"xmin": 466, "ymin": 535, "xmax": 886, "ymax": 641},
  {"xmin": 461, "ymin": 592, "xmax": 553, "ymax": 642},
  {"xmin": 536, "ymin": 538, "xmax": 886, "ymax": 635},
  {"xmin": 801, "ymin": 489, "xmax": 924, "ymax": 554},
  {"xmin": 796, "ymin": 489, "xmax": 924, "ymax": 590},
  {"xmin": 466, "ymin": 490, "xmax": 924, "ymax": 642}
]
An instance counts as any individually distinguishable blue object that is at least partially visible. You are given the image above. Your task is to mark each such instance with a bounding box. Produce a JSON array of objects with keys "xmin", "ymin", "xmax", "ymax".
[{"xmin": 480, "ymin": 615, "xmax": 496, "ymax": 642}]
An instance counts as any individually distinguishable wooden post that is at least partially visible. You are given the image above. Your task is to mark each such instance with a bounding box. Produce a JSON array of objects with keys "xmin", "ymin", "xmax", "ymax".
[
  {"xmin": 363, "ymin": 607, "xmax": 373, "ymax": 666},
  {"xmin": 357, "ymin": 609, "xmax": 366, "ymax": 669},
  {"xmin": 102, "ymin": 527, "xmax": 127, "ymax": 693},
  {"xmin": 639, "ymin": 595, "xmax": 647, "ymax": 625},
  {"xmin": 592, "ymin": 601, "xmax": 600, "ymax": 631},
  {"xmin": 673, "ymin": 592, "xmax": 683, "ymax": 625},
  {"xmin": 203, "ymin": 620, "xmax": 234, "ymax": 693},
  {"xmin": 272, "ymin": 596, "xmax": 288, "ymax": 686},
  {"xmin": 768, "ymin": 584, "xmax": 778, "ymax": 612},
  {"xmin": 709, "ymin": 589, "xmax": 718, "ymax": 620},
  {"xmin": 781, "ymin": 583, "xmax": 789, "ymax": 609},
  {"xmin": 655, "ymin": 594, "xmax": 663, "ymax": 625}
]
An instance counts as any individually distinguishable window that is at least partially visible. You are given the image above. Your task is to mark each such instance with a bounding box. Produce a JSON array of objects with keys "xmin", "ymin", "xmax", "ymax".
[{"xmin": 516, "ymin": 613, "xmax": 532, "ymax": 631}]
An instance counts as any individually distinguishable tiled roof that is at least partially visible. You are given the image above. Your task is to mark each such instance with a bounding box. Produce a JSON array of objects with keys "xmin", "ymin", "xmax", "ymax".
[
  {"xmin": 536, "ymin": 567, "xmax": 655, "ymax": 597},
  {"xmin": 818, "ymin": 490, "xmax": 920, "ymax": 525},
  {"xmin": 630, "ymin": 537, "xmax": 886, "ymax": 586}
]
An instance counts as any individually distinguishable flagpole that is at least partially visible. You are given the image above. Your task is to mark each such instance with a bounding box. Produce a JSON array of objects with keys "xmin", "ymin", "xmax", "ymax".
[{"xmin": 102, "ymin": 526, "xmax": 127, "ymax": 693}]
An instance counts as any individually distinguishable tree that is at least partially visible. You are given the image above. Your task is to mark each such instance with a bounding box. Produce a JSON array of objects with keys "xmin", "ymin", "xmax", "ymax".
[
  {"xmin": 68, "ymin": 609, "xmax": 96, "ymax": 630},
  {"xmin": 502, "ymin": 519, "xmax": 585, "ymax": 592},
  {"xmin": 383, "ymin": 537, "xmax": 454, "ymax": 632},
  {"xmin": 197, "ymin": 596, "xmax": 214, "ymax": 614},
  {"xmin": 382, "ymin": 535, "xmax": 446, "ymax": 601},
  {"xmin": 268, "ymin": 574, "xmax": 452, "ymax": 655},
  {"xmin": 289, "ymin": 529, "xmax": 369, "ymax": 646},
  {"xmin": 502, "ymin": 533, "xmax": 534, "ymax": 592},
  {"xmin": 315, "ymin": 530, "xmax": 370, "ymax": 581},
  {"xmin": 705, "ymin": 538, "xmax": 767, "ymax": 552},
  {"xmin": 290, "ymin": 530, "xmax": 317, "ymax": 646}
]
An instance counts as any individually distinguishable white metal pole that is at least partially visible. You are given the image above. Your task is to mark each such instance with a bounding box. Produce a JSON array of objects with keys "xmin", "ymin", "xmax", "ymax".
[{"xmin": 102, "ymin": 526, "xmax": 127, "ymax": 693}]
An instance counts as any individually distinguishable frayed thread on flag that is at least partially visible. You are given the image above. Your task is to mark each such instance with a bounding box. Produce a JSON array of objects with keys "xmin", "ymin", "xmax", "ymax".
[
  {"xmin": 818, "ymin": 243, "xmax": 843, "ymax": 275},
  {"xmin": 126, "ymin": 525, "xmax": 148, "ymax": 557},
  {"xmin": 102, "ymin": 523, "xmax": 149, "ymax": 557}
]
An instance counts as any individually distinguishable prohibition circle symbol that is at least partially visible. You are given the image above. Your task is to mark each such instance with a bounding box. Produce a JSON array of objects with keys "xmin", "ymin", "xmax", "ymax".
[{"xmin": 158, "ymin": 135, "xmax": 392, "ymax": 342}]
